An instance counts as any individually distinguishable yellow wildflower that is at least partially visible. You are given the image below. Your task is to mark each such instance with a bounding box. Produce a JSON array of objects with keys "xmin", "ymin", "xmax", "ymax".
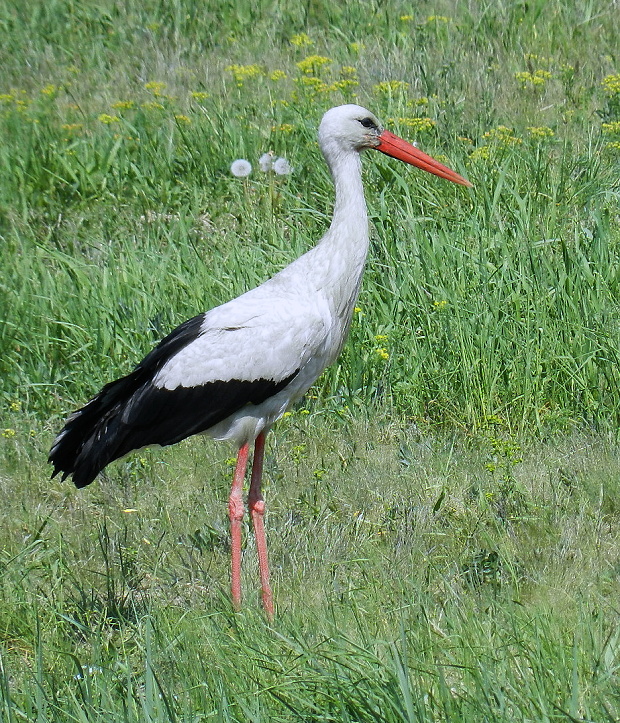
[
  {"xmin": 515, "ymin": 70, "xmax": 552, "ymax": 87},
  {"xmin": 61, "ymin": 123, "xmax": 82, "ymax": 133},
  {"xmin": 602, "ymin": 121, "xmax": 620, "ymax": 134},
  {"xmin": 373, "ymin": 80, "xmax": 410, "ymax": 95},
  {"xmin": 295, "ymin": 76, "xmax": 329, "ymax": 93},
  {"xmin": 327, "ymin": 79, "xmax": 359, "ymax": 93},
  {"xmin": 433, "ymin": 300, "xmax": 448, "ymax": 309},
  {"xmin": 98, "ymin": 113, "xmax": 120, "ymax": 124},
  {"xmin": 426, "ymin": 15, "xmax": 450, "ymax": 22},
  {"xmin": 375, "ymin": 348, "xmax": 390, "ymax": 361},
  {"xmin": 175, "ymin": 114, "xmax": 191, "ymax": 124},
  {"xmin": 0, "ymin": 93, "xmax": 14, "ymax": 103},
  {"xmin": 141, "ymin": 101, "xmax": 164, "ymax": 110},
  {"xmin": 527, "ymin": 126, "xmax": 555, "ymax": 139},
  {"xmin": 394, "ymin": 117, "xmax": 436, "ymax": 132},
  {"xmin": 340, "ymin": 66, "xmax": 357, "ymax": 77},
  {"xmin": 469, "ymin": 145, "xmax": 491, "ymax": 161},
  {"xmin": 190, "ymin": 91, "xmax": 210, "ymax": 101},
  {"xmin": 375, "ymin": 334, "xmax": 388, "ymax": 342},
  {"xmin": 483, "ymin": 126, "xmax": 522, "ymax": 145},
  {"xmin": 601, "ymin": 74, "xmax": 620, "ymax": 96},
  {"xmin": 225, "ymin": 64, "xmax": 262, "ymax": 85},
  {"xmin": 2, "ymin": 429, "xmax": 16, "ymax": 438},
  {"xmin": 349, "ymin": 42, "xmax": 364, "ymax": 54},
  {"xmin": 270, "ymin": 70, "xmax": 287, "ymax": 81},
  {"xmin": 41, "ymin": 84, "xmax": 59, "ymax": 96},
  {"xmin": 144, "ymin": 81, "xmax": 167, "ymax": 95},
  {"xmin": 296, "ymin": 55, "xmax": 332, "ymax": 74},
  {"xmin": 290, "ymin": 33, "xmax": 313, "ymax": 47},
  {"xmin": 400, "ymin": 14, "xmax": 413, "ymax": 21},
  {"xmin": 272, "ymin": 123, "xmax": 295, "ymax": 133},
  {"xmin": 605, "ymin": 141, "xmax": 620, "ymax": 151},
  {"xmin": 9, "ymin": 401, "xmax": 21, "ymax": 412},
  {"xmin": 111, "ymin": 100, "xmax": 134, "ymax": 110}
]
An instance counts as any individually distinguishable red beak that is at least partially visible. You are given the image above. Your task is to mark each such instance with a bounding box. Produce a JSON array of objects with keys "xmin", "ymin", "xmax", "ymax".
[{"xmin": 377, "ymin": 130, "xmax": 472, "ymax": 187}]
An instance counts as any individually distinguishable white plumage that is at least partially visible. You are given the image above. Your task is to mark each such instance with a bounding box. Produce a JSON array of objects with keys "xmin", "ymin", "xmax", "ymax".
[{"xmin": 49, "ymin": 104, "xmax": 470, "ymax": 617}]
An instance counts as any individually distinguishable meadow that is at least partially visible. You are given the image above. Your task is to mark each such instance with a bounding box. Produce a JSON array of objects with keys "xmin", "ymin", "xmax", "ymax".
[{"xmin": 1, "ymin": 0, "xmax": 620, "ymax": 719}]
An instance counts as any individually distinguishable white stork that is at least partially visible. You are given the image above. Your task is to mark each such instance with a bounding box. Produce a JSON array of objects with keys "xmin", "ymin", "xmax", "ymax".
[{"xmin": 49, "ymin": 104, "xmax": 470, "ymax": 618}]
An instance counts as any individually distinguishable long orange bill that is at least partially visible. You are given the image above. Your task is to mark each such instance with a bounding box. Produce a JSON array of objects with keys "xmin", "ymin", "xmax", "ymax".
[{"xmin": 377, "ymin": 130, "xmax": 472, "ymax": 187}]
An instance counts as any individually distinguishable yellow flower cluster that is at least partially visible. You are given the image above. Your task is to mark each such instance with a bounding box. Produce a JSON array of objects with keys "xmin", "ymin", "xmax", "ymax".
[
  {"xmin": 394, "ymin": 117, "xmax": 436, "ymax": 132},
  {"xmin": 98, "ymin": 113, "xmax": 120, "ymax": 124},
  {"xmin": 373, "ymin": 80, "xmax": 410, "ymax": 95},
  {"xmin": 295, "ymin": 76, "xmax": 328, "ymax": 94},
  {"xmin": 290, "ymin": 33, "xmax": 313, "ymax": 47},
  {"xmin": 602, "ymin": 121, "xmax": 620, "ymax": 134},
  {"xmin": 270, "ymin": 70, "xmax": 287, "ymax": 81},
  {"xmin": 469, "ymin": 146, "xmax": 491, "ymax": 161},
  {"xmin": 329, "ymin": 79, "xmax": 359, "ymax": 93},
  {"xmin": 144, "ymin": 81, "xmax": 167, "ymax": 96},
  {"xmin": 601, "ymin": 74, "xmax": 620, "ymax": 96},
  {"xmin": 175, "ymin": 114, "xmax": 191, "ymax": 124},
  {"xmin": 296, "ymin": 55, "xmax": 332, "ymax": 74},
  {"xmin": 375, "ymin": 348, "xmax": 390, "ymax": 361},
  {"xmin": 426, "ymin": 15, "xmax": 450, "ymax": 23},
  {"xmin": 483, "ymin": 126, "xmax": 522, "ymax": 145},
  {"xmin": 605, "ymin": 141, "xmax": 620, "ymax": 151},
  {"xmin": 111, "ymin": 100, "xmax": 135, "ymax": 110},
  {"xmin": 272, "ymin": 123, "xmax": 295, "ymax": 133},
  {"xmin": 225, "ymin": 64, "xmax": 263, "ymax": 86},
  {"xmin": 515, "ymin": 70, "xmax": 553, "ymax": 87},
  {"xmin": 190, "ymin": 91, "xmax": 210, "ymax": 101},
  {"xmin": 41, "ymin": 84, "xmax": 60, "ymax": 96},
  {"xmin": 527, "ymin": 126, "xmax": 555, "ymax": 139}
]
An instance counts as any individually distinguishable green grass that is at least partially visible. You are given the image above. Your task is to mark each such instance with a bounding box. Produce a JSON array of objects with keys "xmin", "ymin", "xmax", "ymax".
[{"xmin": 1, "ymin": 0, "xmax": 620, "ymax": 719}]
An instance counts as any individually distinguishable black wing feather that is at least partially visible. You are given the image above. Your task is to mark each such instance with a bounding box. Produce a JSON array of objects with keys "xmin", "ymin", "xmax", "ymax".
[{"xmin": 49, "ymin": 313, "xmax": 298, "ymax": 489}]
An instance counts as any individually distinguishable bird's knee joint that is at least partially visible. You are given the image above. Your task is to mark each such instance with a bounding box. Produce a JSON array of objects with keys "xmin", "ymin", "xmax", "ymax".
[
  {"xmin": 249, "ymin": 498, "xmax": 266, "ymax": 517},
  {"xmin": 228, "ymin": 495, "xmax": 245, "ymax": 522}
]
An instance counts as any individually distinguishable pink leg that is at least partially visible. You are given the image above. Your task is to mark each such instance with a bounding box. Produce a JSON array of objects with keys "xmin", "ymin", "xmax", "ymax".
[
  {"xmin": 229, "ymin": 442, "xmax": 250, "ymax": 610},
  {"xmin": 248, "ymin": 432, "xmax": 274, "ymax": 619}
]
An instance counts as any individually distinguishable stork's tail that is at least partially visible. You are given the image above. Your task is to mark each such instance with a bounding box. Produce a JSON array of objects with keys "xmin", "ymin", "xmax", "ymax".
[{"xmin": 48, "ymin": 373, "xmax": 141, "ymax": 488}]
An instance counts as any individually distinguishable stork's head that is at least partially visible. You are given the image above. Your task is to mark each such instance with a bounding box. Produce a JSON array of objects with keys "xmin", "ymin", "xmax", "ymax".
[{"xmin": 318, "ymin": 104, "xmax": 471, "ymax": 187}]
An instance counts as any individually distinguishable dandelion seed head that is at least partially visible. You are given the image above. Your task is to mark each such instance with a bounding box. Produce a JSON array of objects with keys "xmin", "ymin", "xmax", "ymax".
[
  {"xmin": 259, "ymin": 152, "xmax": 274, "ymax": 172},
  {"xmin": 273, "ymin": 157, "xmax": 293, "ymax": 175},
  {"xmin": 230, "ymin": 159, "xmax": 252, "ymax": 177}
]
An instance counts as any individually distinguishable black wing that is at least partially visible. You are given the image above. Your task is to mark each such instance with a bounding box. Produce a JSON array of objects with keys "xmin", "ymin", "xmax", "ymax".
[{"xmin": 49, "ymin": 313, "xmax": 298, "ymax": 488}]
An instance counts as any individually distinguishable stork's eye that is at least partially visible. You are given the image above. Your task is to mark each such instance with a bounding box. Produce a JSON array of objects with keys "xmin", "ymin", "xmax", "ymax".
[{"xmin": 358, "ymin": 118, "xmax": 377, "ymax": 129}]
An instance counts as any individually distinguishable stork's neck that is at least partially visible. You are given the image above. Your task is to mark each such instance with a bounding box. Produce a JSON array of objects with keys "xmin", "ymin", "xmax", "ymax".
[{"xmin": 321, "ymin": 148, "xmax": 369, "ymax": 266}]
